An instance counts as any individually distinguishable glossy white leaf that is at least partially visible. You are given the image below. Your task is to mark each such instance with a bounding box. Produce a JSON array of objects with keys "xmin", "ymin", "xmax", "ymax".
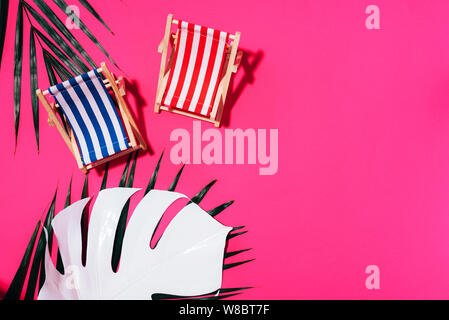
[{"xmin": 38, "ymin": 187, "xmax": 231, "ymax": 300}]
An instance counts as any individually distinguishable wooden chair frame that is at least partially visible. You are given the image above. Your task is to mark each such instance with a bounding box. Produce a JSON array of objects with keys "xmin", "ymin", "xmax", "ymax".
[
  {"xmin": 155, "ymin": 14, "xmax": 243, "ymax": 127},
  {"xmin": 37, "ymin": 62, "xmax": 147, "ymax": 173}
]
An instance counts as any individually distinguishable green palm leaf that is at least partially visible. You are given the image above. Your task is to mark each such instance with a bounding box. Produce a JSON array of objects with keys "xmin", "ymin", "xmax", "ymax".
[
  {"xmin": 112, "ymin": 151, "xmax": 138, "ymax": 271},
  {"xmin": 80, "ymin": 173, "xmax": 88, "ymax": 265},
  {"xmin": 189, "ymin": 180, "xmax": 216, "ymax": 205},
  {"xmin": 42, "ymin": 49, "xmax": 71, "ymax": 133},
  {"xmin": 152, "ymin": 287, "xmax": 251, "ymax": 300},
  {"xmin": 23, "ymin": 2, "xmax": 90, "ymax": 72},
  {"xmin": 49, "ymin": 60, "xmax": 69, "ymax": 81},
  {"xmin": 32, "ymin": 0, "xmax": 96, "ymax": 69},
  {"xmin": 23, "ymin": 228, "xmax": 46, "ymax": 300},
  {"xmin": 4, "ymin": 221, "xmax": 40, "ymax": 300},
  {"xmin": 52, "ymin": 0, "xmax": 119, "ymax": 68},
  {"xmin": 64, "ymin": 177, "xmax": 72, "ymax": 207},
  {"xmin": 227, "ymin": 230, "xmax": 247, "ymax": 240},
  {"xmin": 81, "ymin": 173, "xmax": 88, "ymax": 198},
  {"xmin": 13, "ymin": 2, "xmax": 23, "ymax": 148},
  {"xmin": 118, "ymin": 152, "xmax": 133, "ymax": 187},
  {"xmin": 78, "ymin": 0, "xmax": 113, "ymax": 34},
  {"xmin": 144, "ymin": 152, "xmax": 164, "ymax": 195},
  {"xmin": 29, "ymin": 29, "xmax": 39, "ymax": 151},
  {"xmin": 43, "ymin": 50, "xmax": 58, "ymax": 86},
  {"xmin": 168, "ymin": 164, "xmax": 185, "ymax": 191},
  {"xmin": 43, "ymin": 48, "xmax": 74, "ymax": 80},
  {"xmin": 0, "ymin": 0, "xmax": 9, "ymax": 69},
  {"xmin": 56, "ymin": 177, "xmax": 73, "ymax": 274},
  {"xmin": 195, "ymin": 293, "xmax": 242, "ymax": 300},
  {"xmin": 33, "ymin": 28, "xmax": 81, "ymax": 75},
  {"xmin": 223, "ymin": 259, "xmax": 254, "ymax": 270},
  {"xmin": 208, "ymin": 200, "xmax": 234, "ymax": 217},
  {"xmin": 100, "ymin": 162, "xmax": 109, "ymax": 190},
  {"xmin": 39, "ymin": 189, "xmax": 57, "ymax": 289},
  {"xmin": 225, "ymin": 248, "xmax": 251, "ymax": 259}
]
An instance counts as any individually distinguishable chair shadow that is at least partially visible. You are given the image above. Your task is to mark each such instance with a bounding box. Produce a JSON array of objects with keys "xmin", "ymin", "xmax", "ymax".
[
  {"xmin": 220, "ymin": 49, "xmax": 264, "ymax": 127},
  {"xmin": 92, "ymin": 78, "xmax": 154, "ymax": 176},
  {"xmin": 123, "ymin": 78, "xmax": 155, "ymax": 156},
  {"xmin": 0, "ymin": 281, "xmax": 7, "ymax": 299}
]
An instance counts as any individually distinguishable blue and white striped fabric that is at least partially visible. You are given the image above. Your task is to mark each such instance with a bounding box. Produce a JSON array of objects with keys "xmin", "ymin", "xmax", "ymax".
[{"xmin": 48, "ymin": 69, "xmax": 130, "ymax": 165}]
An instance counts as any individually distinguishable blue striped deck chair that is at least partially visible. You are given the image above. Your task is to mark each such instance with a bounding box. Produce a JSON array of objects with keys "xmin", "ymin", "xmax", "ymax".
[{"xmin": 37, "ymin": 62, "xmax": 146, "ymax": 173}]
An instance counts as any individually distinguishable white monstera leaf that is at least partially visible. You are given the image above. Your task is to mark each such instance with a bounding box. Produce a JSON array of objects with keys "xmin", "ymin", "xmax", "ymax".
[{"xmin": 38, "ymin": 187, "xmax": 232, "ymax": 300}]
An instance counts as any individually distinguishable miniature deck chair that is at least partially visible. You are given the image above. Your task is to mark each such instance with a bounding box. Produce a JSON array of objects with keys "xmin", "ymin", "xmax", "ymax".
[
  {"xmin": 37, "ymin": 62, "xmax": 147, "ymax": 173},
  {"xmin": 155, "ymin": 14, "xmax": 243, "ymax": 127}
]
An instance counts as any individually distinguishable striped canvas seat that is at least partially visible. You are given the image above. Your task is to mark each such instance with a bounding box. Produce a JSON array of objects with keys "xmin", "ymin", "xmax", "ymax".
[
  {"xmin": 48, "ymin": 69, "xmax": 130, "ymax": 165},
  {"xmin": 162, "ymin": 21, "xmax": 229, "ymax": 117}
]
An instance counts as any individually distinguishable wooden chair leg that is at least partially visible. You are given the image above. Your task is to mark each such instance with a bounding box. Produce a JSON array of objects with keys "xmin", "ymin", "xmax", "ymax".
[{"xmin": 155, "ymin": 14, "xmax": 173, "ymax": 113}]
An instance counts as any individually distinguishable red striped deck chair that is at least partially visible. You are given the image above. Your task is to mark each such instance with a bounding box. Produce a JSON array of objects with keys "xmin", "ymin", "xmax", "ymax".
[
  {"xmin": 155, "ymin": 14, "xmax": 242, "ymax": 127},
  {"xmin": 36, "ymin": 62, "xmax": 147, "ymax": 173}
]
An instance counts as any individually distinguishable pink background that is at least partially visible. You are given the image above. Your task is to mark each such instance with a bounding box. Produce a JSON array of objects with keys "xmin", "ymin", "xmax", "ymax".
[{"xmin": 2, "ymin": 0, "xmax": 449, "ymax": 299}]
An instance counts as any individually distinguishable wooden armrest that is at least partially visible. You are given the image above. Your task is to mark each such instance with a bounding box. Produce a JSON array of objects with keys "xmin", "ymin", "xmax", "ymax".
[
  {"xmin": 117, "ymin": 76, "xmax": 126, "ymax": 96},
  {"xmin": 232, "ymin": 50, "xmax": 243, "ymax": 73},
  {"xmin": 158, "ymin": 33, "xmax": 176, "ymax": 53},
  {"xmin": 48, "ymin": 103, "xmax": 57, "ymax": 126},
  {"xmin": 106, "ymin": 72, "xmax": 126, "ymax": 97},
  {"xmin": 158, "ymin": 39, "xmax": 164, "ymax": 53}
]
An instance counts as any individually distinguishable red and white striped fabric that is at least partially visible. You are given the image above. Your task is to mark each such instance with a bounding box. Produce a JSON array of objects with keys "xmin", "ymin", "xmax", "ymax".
[{"xmin": 162, "ymin": 21, "xmax": 229, "ymax": 117}]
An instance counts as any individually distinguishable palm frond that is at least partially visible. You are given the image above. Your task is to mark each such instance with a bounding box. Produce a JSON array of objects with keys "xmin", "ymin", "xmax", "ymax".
[
  {"xmin": 29, "ymin": 29, "xmax": 39, "ymax": 151},
  {"xmin": 56, "ymin": 177, "xmax": 73, "ymax": 274},
  {"xmin": 23, "ymin": 229, "xmax": 46, "ymax": 300},
  {"xmin": 38, "ymin": 189, "xmax": 57, "ymax": 289},
  {"xmin": 42, "ymin": 48, "xmax": 74, "ymax": 79},
  {"xmin": 227, "ymin": 230, "xmax": 247, "ymax": 240},
  {"xmin": 4, "ymin": 221, "xmax": 40, "ymax": 300},
  {"xmin": 223, "ymin": 259, "xmax": 254, "ymax": 270},
  {"xmin": 208, "ymin": 200, "xmax": 234, "ymax": 217},
  {"xmin": 64, "ymin": 177, "xmax": 72, "ymax": 208},
  {"xmin": 6, "ymin": 154, "xmax": 252, "ymax": 300},
  {"xmin": 152, "ymin": 287, "xmax": 251, "ymax": 300},
  {"xmin": 42, "ymin": 49, "xmax": 58, "ymax": 86},
  {"xmin": 80, "ymin": 173, "xmax": 89, "ymax": 265},
  {"xmin": 13, "ymin": 2, "xmax": 24, "ymax": 148},
  {"xmin": 23, "ymin": 2, "xmax": 90, "ymax": 72},
  {"xmin": 33, "ymin": 0, "xmax": 96, "ymax": 68},
  {"xmin": 0, "ymin": 0, "xmax": 9, "ymax": 69},
  {"xmin": 145, "ymin": 151, "xmax": 164, "ymax": 195},
  {"xmin": 112, "ymin": 151, "xmax": 138, "ymax": 272},
  {"xmin": 33, "ymin": 27, "xmax": 81, "ymax": 75},
  {"xmin": 168, "ymin": 164, "xmax": 185, "ymax": 191},
  {"xmin": 189, "ymin": 180, "xmax": 216, "ymax": 205},
  {"xmin": 78, "ymin": 0, "xmax": 113, "ymax": 34},
  {"xmin": 118, "ymin": 153, "xmax": 133, "ymax": 187},
  {"xmin": 52, "ymin": 0, "xmax": 119, "ymax": 68},
  {"xmin": 225, "ymin": 248, "xmax": 251, "ymax": 259},
  {"xmin": 100, "ymin": 162, "xmax": 109, "ymax": 190}
]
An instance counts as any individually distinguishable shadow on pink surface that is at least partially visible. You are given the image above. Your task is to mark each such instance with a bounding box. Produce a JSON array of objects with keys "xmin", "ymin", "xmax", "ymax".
[
  {"xmin": 123, "ymin": 78, "xmax": 154, "ymax": 156},
  {"xmin": 90, "ymin": 77, "xmax": 154, "ymax": 176},
  {"xmin": 221, "ymin": 49, "xmax": 264, "ymax": 127}
]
